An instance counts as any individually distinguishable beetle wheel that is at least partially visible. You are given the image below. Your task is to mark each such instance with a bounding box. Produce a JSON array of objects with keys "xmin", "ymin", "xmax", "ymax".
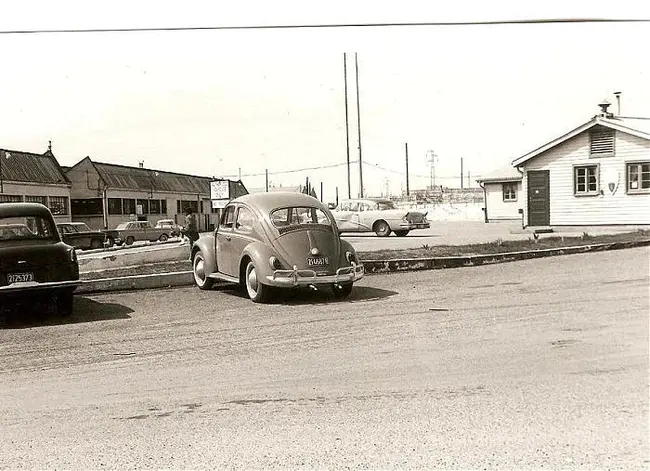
[
  {"xmin": 245, "ymin": 261, "xmax": 270, "ymax": 303},
  {"xmin": 193, "ymin": 251, "xmax": 214, "ymax": 290},
  {"xmin": 332, "ymin": 282, "xmax": 353, "ymax": 299},
  {"xmin": 374, "ymin": 220, "xmax": 391, "ymax": 237}
]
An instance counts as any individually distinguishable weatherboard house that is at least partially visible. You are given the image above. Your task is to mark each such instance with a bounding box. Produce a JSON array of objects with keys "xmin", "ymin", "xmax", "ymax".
[
  {"xmin": 476, "ymin": 164, "xmax": 523, "ymax": 223},
  {"xmin": 511, "ymin": 102, "xmax": 650, "ymax": 228}
]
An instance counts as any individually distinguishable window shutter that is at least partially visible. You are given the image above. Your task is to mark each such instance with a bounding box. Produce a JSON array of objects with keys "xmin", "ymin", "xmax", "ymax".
[{"xmin": 590, "ymin": 126, "xmax": 614, "ymax": 157}]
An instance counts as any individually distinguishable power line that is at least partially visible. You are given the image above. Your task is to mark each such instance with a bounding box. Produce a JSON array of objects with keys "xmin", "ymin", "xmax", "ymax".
[
  {"xmin": 0, "ymin": 18, "xmax": 647, "ymax": 35},
  {"xmin": 219, "ymin": 160, "xmax": 359, "ymax": 179}
]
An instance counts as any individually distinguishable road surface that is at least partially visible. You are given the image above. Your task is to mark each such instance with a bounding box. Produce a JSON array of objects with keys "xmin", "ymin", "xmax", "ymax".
[{"xmin": 1, "ymin": 248, "xmax": 648, "ymax": 469}]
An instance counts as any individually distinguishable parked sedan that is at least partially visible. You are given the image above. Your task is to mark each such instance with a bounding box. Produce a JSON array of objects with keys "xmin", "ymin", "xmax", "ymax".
[
  {"xmin": 0, "ymin": 203, "xmax": 80, "ymax": 315},
  {"xmin": 154, "ymin": 219, "xmax": 182, "ymax": 237},
  {"xmin": 191, "ymin": 192, "xmax": 364, "ymax": 303},
  {"xmin": 112, "ymin": 220, "xmax": 172, "ymax": 245},
  {"xmin": 331, "ymin": 198, "xmax": 430, "ymax": 237},
  {"xmin": 57, "ymin": 222, "xmax": 107, "ymax": 250}
]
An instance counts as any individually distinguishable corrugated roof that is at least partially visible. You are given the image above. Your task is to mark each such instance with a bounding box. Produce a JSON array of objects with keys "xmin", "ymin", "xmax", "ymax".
[
  {"xmin": 93, "ymin": 161, "xmax": 212, "ymax": 194},
  {"xmin": 0, "ymin": 148, "xmax": 69, "ymax": 185}
]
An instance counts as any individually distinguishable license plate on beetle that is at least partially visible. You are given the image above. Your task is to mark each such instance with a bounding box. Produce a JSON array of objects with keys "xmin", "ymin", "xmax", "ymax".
[
  {"xmin": 307, "ymin": 256, "xmax": 329, "ymax": 267},
  {"xmin": 7, "ymin": 272, "xmax": 34, "ymax": 283}
]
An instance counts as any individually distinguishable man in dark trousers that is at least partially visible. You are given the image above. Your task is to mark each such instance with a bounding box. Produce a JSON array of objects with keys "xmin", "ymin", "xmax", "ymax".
[{"xmin": 182, "ymin": 206, "xmax": 200, "ymax": 259}]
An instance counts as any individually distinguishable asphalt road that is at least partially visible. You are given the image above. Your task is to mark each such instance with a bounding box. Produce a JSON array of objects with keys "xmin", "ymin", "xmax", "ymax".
[{"xmin": 1, "ymin": 248, "xmax": 648, "ymax": 469}]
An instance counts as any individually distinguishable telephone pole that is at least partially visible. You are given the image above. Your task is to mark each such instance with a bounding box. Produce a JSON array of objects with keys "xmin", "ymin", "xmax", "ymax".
[
  {"xmin": 405, "ymin": 142, "xmax": 410, "ymax": 196},
  {"xmin": 343, "ymin": 53, "xmax": 351, "ymax": 199},
  {"xmin": 355, "ymin": 53, "xmax": 364, "ymax": 198}
]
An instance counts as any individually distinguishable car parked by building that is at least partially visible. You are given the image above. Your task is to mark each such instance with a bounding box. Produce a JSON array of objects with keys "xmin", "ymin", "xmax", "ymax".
[
  {"xmin": 154, "ymin": 218, "xmax": 182, "ymax": 237},
  {"xmin": 331, "ymin": 197, "xmax": 430, "ymax": 237},
  {"xmin": 191, "ymin": 192, "xmax": 364, "ymax": 303},
  {"xmin": 110, "ymin": 220, "xmax": 173, "ymax": 246},
  {"xmin": 56, "ymin": 222, "xmax": 107, "ymax": 250},
  {"xmin": 0, "ymin": 202, "xmax": 80, "ymax": 315}
]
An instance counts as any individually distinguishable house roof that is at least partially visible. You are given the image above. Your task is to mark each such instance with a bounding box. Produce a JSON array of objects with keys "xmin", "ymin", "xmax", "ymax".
[
  {"xmin": 512, "ymin": 115, "xmax": 650, "ymax": 167},
  {"xmin": 475, "ymin": 164, "xmax": 522, "ymax": 183},
  {"xmin": 0, "ymin": 148, "xmax": 70, "ymax": 185}
]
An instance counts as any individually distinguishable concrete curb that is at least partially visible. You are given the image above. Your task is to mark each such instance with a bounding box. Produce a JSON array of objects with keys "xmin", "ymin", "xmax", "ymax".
[{"xmin": 76, "ymin": 239, "xmax": 650, "ymax": 294}]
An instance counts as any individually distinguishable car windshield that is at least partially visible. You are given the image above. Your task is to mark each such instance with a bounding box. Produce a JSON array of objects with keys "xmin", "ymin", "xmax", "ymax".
[
  {"xmin": 115, "ymin": 223, "xmax": 129, "ymax": 230},
  {"xmin": 270, "ymin": 206, "xmax": 331, "ymax": 228},
  {"xmin": 0, "ymin": 216, "xmax": 57, "ymax": 241}
]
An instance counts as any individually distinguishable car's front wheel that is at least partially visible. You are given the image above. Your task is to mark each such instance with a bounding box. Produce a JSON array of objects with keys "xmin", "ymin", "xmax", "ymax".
[
  {"xmin": 245, "ymin": 261, "xmax": 271, "ymax": 303},
  {"xmin": 373, "ymin": 220, "xmax": 391, "ymax": 237},
  {"xmin": 332, "ymin": 282, "xmax": 353, "ymax": 299},
  {"xmin": 159, "ymin": 233, "xmax": 169, "ymax": 242},
  {"xmin": 193, "ymin": 251, "xmax": 214, "ymax": 290}
]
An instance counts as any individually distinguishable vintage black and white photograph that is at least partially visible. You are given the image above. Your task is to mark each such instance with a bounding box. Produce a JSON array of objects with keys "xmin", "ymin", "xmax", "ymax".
[{"xmin": 0, "ymin": 1, "xmax": 648, "ymax": 469}]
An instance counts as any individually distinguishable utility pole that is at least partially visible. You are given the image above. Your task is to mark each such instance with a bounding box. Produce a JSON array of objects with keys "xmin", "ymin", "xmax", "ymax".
[
  {"xmin": 355, "ymin": 53, "xmax": 364, "ymax": 198},
  {"xmin": 343, "ymin": 53, "xmax": 352, "ymax": 199},
  {"xmin": 426, "ymin": 150, "xmax": 437, "ymax": 190},
  {"xmin": 460, "ymin": 158, "xmax": 464, "ymax": 189},
  {"xmin": 265, "ymin": 169, "xmax": 269, "ymax": 192},
  {"xmin": 467, "ymin": 170, "xmax": 471, "ymax": 188},
  {"xmin": 320, "ymin": 181, "xmax": 323, "ymax": 202},
  {"xmin": 405, "ymin": 143, "xmax": 410, "ymax": 196}
]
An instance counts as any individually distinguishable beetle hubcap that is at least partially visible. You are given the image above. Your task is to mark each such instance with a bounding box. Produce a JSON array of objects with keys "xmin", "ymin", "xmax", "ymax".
[
  {"xmin": 194, "ymin": 257, "xmax": 205, "ymax": 284},
  {"xmin": 247, "ymin": 266, "xmax": 258, "ymax": 294}
]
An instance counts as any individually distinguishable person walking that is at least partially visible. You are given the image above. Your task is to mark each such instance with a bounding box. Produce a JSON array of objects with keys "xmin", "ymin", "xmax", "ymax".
[{"xmin": 182, "ymin": 206, "xmax": 200, "ymax": 259}]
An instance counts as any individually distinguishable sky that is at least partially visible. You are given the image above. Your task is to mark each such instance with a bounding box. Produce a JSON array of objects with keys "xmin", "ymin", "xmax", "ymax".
[{"xmin": 1, "ymin": 1, "xmax": 649, "ymax": 201}]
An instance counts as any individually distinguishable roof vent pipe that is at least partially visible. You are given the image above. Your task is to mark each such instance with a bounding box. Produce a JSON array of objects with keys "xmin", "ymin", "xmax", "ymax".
[
  {"xmin": 598, "ymin": 99, "xmax": 613, "ymax": 118},
  {"xmin": 614, "ymin": 91, "xmax": 621, "ymax": 116}
]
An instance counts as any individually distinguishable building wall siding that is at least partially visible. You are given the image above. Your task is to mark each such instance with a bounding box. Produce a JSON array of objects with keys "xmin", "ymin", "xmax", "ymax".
[
  {"xmin": 0, "ymin": 181, "xmax": 72, "ymax": 222},
  {"xmin": 521, "ymin": 130, "xmax": 650, "ymax": 225},
  {"xmin": 484, "ymin": 181, "xmax": 522, "ymax": 221}
]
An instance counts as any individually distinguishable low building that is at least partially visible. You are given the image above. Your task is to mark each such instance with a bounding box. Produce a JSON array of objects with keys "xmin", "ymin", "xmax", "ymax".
[
  {"xmin": 512, "ymin": 102, "xmax": 650, "ymax": 228},
  {"xmin": 65, "ymin": 157, "xmax": 247, "ymax": 231},
  {"xmin": 0, "ymin": 146, "xmax": 72, "ymax": 221},
  {"xmin": 476, "ymin": 165, "xmax": 523, "ymax": 223}
]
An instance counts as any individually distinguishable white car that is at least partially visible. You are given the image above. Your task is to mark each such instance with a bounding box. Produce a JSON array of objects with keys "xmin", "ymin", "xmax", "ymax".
[{"xmin": 331, "ymin": 198, "xmax": 430, "ymax": 237}]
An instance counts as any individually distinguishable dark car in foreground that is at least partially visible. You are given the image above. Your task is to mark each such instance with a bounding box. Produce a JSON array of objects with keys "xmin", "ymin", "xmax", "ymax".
[
  {"xmin": 57, "ymin": 222, "xmax": 107, "ymax": 250},
  {"xmin": 0, "ymin": 203, "xmax": 80, "ymax": 315},
  {"xmin": 191, "ymin": 192, "xmax": 364, "ymax": 303}
]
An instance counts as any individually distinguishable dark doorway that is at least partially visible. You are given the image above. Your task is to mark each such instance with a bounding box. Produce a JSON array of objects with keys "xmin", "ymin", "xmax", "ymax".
[{"xmin": 527, "ymin": 170, "xmax": 550, "ymax": 226}]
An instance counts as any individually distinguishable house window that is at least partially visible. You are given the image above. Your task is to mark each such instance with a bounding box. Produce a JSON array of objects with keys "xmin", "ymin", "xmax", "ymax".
[
  {"xmin": 502, "ymin": 183, "xmax": 517, "ymax": 202},
  {"xmin": 25, "ymin": 195, "xmax": 48, "ymax": 205},
  {"xmin": 123, "ymin": 198, "xmax": 136, "ymax": 215},
  {"xmin": 627, "ymin": 162, "xmax": 650, "ymax": 194},
  {"xmin": 71, "ymin": 198, "xmax": 103, "ymax": 215},
  {"xmin": 108, "ymin": 198, "xmax": 123, "ymax": 215},
  {"xmin": 590, "ymin": 126, "xmax": 615, "ymax": 158},
  {"xmin": 0, "ymin": 194, "xmax": 23, "ymax": 203},
  {"xmin": 574, "ymin": 165, "xmax": 599, "ymax": 195},
  {"xmin": 149, "ymin": 199, "xmax": 161, "ymax": 215},
  {"xmin": 49, "ymin": 196, "xmax": 69, "ymax": 215},
  {"xmin": 136, "ymin": 199, "xmax": 149, "ymax": 215}
]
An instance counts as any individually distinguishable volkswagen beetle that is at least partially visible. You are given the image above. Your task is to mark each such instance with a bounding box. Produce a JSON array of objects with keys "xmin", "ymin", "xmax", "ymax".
[
  {"xmin": 0, "ymin": 203, "xmax": 80, "ymax": 315},
  {"xmin": 191, "ymin": 192, "xmax": 364, "ymax": 302}
]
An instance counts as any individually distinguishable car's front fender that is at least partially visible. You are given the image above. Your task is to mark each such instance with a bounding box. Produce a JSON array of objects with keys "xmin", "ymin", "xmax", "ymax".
[{"xmin": 192, "ymin": 233, "xmax": 217, "ymax": 275}]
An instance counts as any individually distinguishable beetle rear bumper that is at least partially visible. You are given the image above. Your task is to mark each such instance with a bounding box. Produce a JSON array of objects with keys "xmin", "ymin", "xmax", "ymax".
[{"xmin": 265, "ymin": 263, "xmax": 364, "ymax": 287}]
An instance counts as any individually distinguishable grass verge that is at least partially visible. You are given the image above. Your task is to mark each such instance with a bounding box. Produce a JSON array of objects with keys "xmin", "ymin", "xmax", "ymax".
[{"xmin": 357, "ymin": 230, "xmax": 650, "ymax": 261}]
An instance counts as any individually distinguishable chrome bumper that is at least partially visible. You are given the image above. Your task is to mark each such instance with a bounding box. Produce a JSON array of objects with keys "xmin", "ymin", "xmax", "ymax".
[
  {"xmin": 0, "ymin": 279, "xmax": 80, "ymax": 294},
  {"xmin": 265, "ymin": 263, "xmax": 364, "ymax": 287}
]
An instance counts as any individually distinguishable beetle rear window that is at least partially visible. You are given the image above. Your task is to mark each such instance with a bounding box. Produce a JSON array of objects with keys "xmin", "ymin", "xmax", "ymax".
[
  {"xmin": 0, "ymin": 216, "xmax": 57, "ymax": 241},
  {"xmin": 270, "ymin": 207, "xmax": 331, "ymax": 228}
]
